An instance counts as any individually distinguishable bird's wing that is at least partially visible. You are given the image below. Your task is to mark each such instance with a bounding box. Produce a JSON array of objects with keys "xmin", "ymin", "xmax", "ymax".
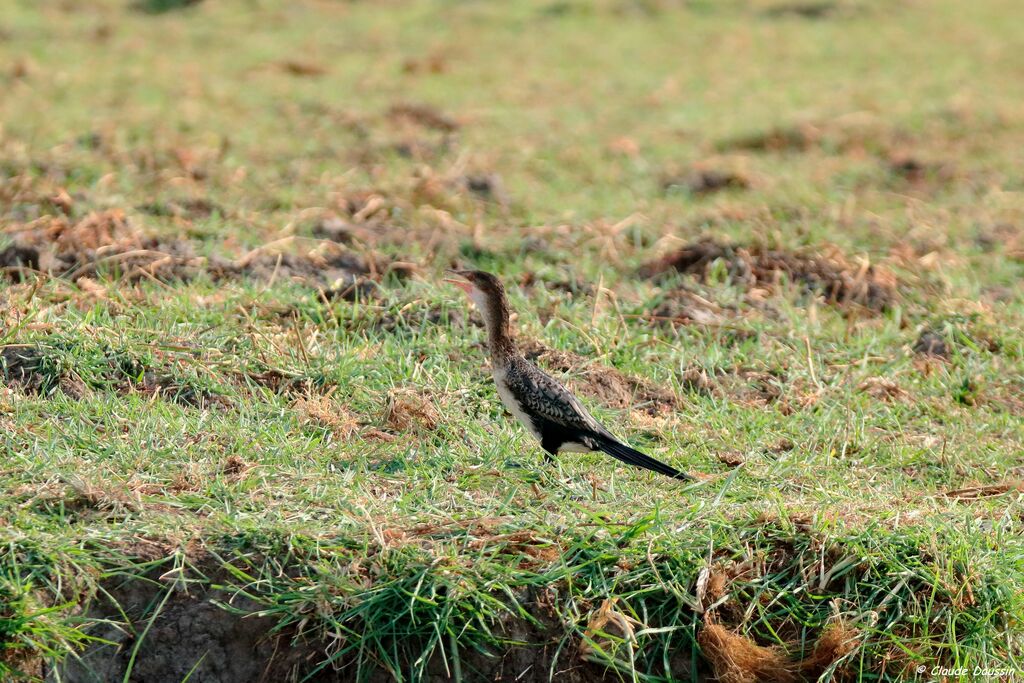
[
  {"xmin": 502, "ymin": 356, "xmax": 692, "ymax": 481},
  {"xmin": 503, "ymin": 357, "xmax": 610, "ymax": 436}
]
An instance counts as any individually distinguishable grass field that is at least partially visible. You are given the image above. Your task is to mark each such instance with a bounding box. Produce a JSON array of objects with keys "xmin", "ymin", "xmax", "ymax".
[{"xmin": 2, "ymin": 0, "xmax": 1023, "ymax": 681}]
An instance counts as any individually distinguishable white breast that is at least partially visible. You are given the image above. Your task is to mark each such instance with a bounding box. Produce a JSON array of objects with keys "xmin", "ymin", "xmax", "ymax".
[{"xmin": 492, "ymin": 367, "xmax": 542, "ymax": 442}]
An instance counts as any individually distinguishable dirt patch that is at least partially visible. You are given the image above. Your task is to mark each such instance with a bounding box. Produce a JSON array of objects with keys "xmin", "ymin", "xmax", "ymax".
[
  {"xmin": 1, "ymin": 345, "xmax": 51, "ymax": 392},
  {"xmin": 3, "ymin": 210, "xmax": 408, "ymax": 295},
  {"xmin": 976, "ymin": 222, "xmax": 1024, "ymax": 261},
  {"xmin": 278, "ymin": 59, "xmax": 327, "ymax": 77},
  {"xmin": 98, "ymin": 348, "xmax": 227, "ymax": 408},
  {"xmin": 25, "ymin": 478, "xmax": 142, "ymax": 522},
  {"xmin": 640, "ymin": 239, "xmax": 897, "ymax": 311},
  {"xmin": 886, "ymin": 153, "xmax": 958, "ymax": 189},
  {"xmin": 3, "ymin": 211, "xmax": 210, "ymax": 282},
  {"xmin": 649, "ymin": 286, "xmax": 733, "ymax": 326},
  {"xmin": 387, "ymin": 102, "xmax": 460, "ymax": 133},
  {"xmin": 224, "ymin": 239, "xmax": 416, "ymax": 300},
  {"xmin": 338, "ymin": 190, "xmax": 393, "ymax": 224},
  {"xmin": 133, "ymin": 0, "xmax": 203, "ymax": 14},
  {"xmin": 236, "ymin": 367, "xmax": 318, "ymax": 395},
  {"xmin": 697, "ymin": 552, "xmax": 858, "ymax": 683},
  {"xmin": 677, "ymin": 365, "xmax": 786, "ymax": 408},
  {"xmin": 520, "ymin": 340, "xmax": 680, "ymax": 416},
  {"xmin": 518, "ymin": 271, "xmax": 596, "ymax": 298},
  {"xmin": 718, "ymin": 124, "xmax": 816, "ymax": 153},
  {"xmin": 983, "ymin": 381, "xmax": 1024, "ymax": 416},
  {"xmin": 220, "ymin": 454, "xmax": 251, "ymax": 478},
  {"xmin": 698, "ymin": 620, "xmax": 856, "ymax": 683},
  {"xmin": 727, "ymin": 368, "xmax": 787, "ymax": 407},
  {"xmin": 402, "ymin": 51, "xmax": 449, "ymax": 75},
  {"xmin": 56, "ymin": 570, "xmax": 304, "ymax": 683},
  {"xmin": 717, "ymin": 115, "xmax": 906, "ymax": 155},
  {"xmin": 663, "ymin": 168, "xmax": 751, "ymax": 195},
  {"xmin": 0, "ymin": 587, "xmax": 48, "ymax": 677},
  {"xmin": 55, "ymin": 563, "xmax": 638, "ymax": 683},
  {"xmin": 468, "ymin": 530, "xmax": 563, "ymax": 569},
  {"xmin": 310, "ymin": 214, "xmax": 380, "ymax": 246},
  {"xmin": 226, "ymin": 249, "xmax": 382, "ymax": 300},
  {"xmin": 0, "ymin": 344, "xmax": 88, "ymax": 399},
  {"xmin": 761, "ymin": 1, "xmax": 850, "ymax": 19},
  {"xmin": 373, "ymin": 103, "xmax": 462, "ymax": 165},
  {"xmin": 518, "ymin": 341, "xmax": 787, "ymax": 412},
  {"xmin": 678, "ymin": 366, "xmax": 716, "ymax": 397}
]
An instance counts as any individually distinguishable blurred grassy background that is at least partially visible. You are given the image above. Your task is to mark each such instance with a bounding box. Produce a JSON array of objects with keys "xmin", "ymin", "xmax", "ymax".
[{"xmin": 1, "ymin": 1, "xmax": 1022, "ymax": 681}]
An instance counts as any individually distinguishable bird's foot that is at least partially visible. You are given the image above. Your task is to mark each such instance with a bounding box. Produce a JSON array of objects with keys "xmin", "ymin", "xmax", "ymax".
[{"xmin": 535, "ymin": 456, "xmax": 573, "ymax": 488}]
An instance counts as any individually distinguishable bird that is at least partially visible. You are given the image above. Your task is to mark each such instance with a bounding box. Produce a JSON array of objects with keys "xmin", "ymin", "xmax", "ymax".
[{"xmin": 446, "ymin": 269, "xmax": 692, "ymax": 481}]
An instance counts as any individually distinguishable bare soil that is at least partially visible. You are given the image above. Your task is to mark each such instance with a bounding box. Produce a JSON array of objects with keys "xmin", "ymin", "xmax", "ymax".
[{"xmin": 52, "ymin": 565, "xmax": 680, "ymax": 683}]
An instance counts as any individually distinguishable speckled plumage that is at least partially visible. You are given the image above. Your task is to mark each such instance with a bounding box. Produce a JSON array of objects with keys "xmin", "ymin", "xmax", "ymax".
[
  {"xmin": 499, "ymin": 356, "xmax": 606, "ymax": 446},
  {"xmin": 448, "ymin": 269, "xmax": 692, "ymax": 481}
]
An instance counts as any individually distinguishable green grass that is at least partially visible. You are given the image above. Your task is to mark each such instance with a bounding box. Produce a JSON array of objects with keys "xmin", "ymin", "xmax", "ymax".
[{"xmin": 1, "ymin": 0, "xmax": 1023, "ymax": 680}]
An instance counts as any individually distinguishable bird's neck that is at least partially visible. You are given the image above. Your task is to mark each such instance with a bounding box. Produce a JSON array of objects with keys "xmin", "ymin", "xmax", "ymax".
[{"xmin": 478, "ymin": 293, "xmax": 517, "ymax": 367}]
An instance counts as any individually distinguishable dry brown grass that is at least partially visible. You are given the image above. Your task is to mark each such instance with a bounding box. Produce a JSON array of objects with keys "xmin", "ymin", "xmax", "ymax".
[{"xmin": 699, "ymin": 619, "xmax": 858, "ymax": 683}]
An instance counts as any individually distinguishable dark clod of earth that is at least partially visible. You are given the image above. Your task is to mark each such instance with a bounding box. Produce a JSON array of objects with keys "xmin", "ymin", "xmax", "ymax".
[
  {"xmin": 762, "ymin": 1, "xmax": 842, "ymax": 19},
  {"xmin": 913, "ymin": 330, "xmax": 951, "ymax": 359},
  {"xmin": 1, "ymin": 345, "xmax": 50, "ymax": 390},
  {"xmin": 460, "ymin": 172, "xmax": 508, "ymax": 203},
  {"xmin": 0, "ymin": 244, "xmax": 42, "ymax": 279}
]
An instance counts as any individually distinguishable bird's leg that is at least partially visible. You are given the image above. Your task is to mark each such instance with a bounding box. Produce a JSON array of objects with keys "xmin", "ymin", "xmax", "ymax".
[{"xmin": 537, "ymin": 448, "xmax": 568, "ymax": 486}]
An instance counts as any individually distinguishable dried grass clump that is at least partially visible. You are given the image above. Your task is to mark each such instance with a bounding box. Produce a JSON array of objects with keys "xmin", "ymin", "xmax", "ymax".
[
  {"xmin": 799, "ymin": 622, "xmax": 859, "ymax": 679},
  {"xmin": 641, "ymin": 239, "xmax": 898, "ymax": 311},
  {"xmin": 698, "ymin": 623, "xmax": 797, "ymax": 683},
  {"xmin": 857, "ymin": 377, "xmax": 910, "ymax": 402},
  {"xmin": 943, "ymin": 479, "xmax": 1024, "ymax": 500},
  {"xmin": 220, "ymin": 454, "xmax": 252, "ymax": 478},
  {"xmin": 383, "ymin": 388, "xmax": 439, "ymax": 432},
  {"xmin": 4, "ymin": 209, "xmax": 205, "ymax": 282},
  {"xmin": 698, "ymin": 619, "xmax": 858, "ymax": 683},
  {"xmin": 293, "ymin": 394, "xmax": 358, "ymax": 438},
  {"xmin": 580, "ymin": 597, "xmax": 644, "ymax": 660},
  {"xmin": 50, "ymin": 209, "xmax": 138, "ymax": 255}
]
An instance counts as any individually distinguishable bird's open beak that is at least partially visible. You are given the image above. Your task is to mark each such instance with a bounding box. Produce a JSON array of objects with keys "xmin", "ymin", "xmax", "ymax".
[{"xmin": 444, "ymin": 269, "xmax": 472, "ymax": 294}]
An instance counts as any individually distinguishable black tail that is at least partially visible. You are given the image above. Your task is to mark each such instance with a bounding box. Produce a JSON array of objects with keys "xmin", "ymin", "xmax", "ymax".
[{"xmin": 594, "ymin": 436, "xmax": 692, "ymax": 481}]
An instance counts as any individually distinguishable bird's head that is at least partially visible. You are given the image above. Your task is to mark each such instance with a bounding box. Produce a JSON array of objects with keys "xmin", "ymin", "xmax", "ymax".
[{"xmin": 444, "ymin": 269, "xmax": 507, "ymax": 315}]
